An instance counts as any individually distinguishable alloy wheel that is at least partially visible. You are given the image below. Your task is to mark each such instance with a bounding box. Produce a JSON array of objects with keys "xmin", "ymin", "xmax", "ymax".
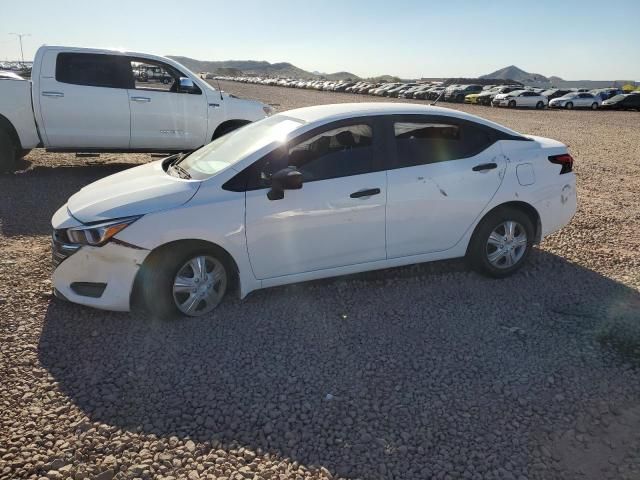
[
  {"xmin": 485, "ymin": 221, "xmax": 528, "ymax": 269},
  {"xmin": 172, "ymin": 255, "xmax": 227, "ymax": 316}
]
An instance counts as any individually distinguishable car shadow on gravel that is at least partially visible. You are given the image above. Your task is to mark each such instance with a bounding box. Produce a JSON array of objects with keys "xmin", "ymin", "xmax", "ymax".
[
  {"xmin": 0, "ymin": 163, "xmax": 135, "ymax": 237},
  {"xmin": 38, "ymin": 250, "xmax": 640, "ymax": 478}
]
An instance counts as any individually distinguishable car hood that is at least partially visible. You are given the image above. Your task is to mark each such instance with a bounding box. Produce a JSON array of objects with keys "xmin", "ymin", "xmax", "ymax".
[{"xmin": 67, "ymin": 160, "xmax": 200, "ymax": 223}]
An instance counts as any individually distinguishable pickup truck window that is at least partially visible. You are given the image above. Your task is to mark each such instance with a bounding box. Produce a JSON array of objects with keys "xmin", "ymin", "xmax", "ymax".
[
  {"xmin": 56, "ymin": 53, "xmax": 132, "ymax": 89},
  {"xmin": 128, "ymin": 58, "xmax": 201, "ymax": 94}
]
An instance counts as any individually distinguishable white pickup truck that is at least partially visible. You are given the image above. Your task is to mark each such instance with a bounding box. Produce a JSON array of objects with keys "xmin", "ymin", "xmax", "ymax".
[{"xmin": 0, "ymin": 46, "xmax": 272, "ymax": 172}]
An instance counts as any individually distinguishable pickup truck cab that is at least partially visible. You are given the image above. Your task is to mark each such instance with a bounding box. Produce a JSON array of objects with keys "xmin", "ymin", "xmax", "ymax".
[{"xmin": 0, "ymin": 46, "xmax": 272, "ymax": 172}]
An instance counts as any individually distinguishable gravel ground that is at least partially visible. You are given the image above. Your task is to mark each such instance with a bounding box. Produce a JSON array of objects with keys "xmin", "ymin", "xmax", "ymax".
[{"xmin": 1, "ymin": 81, "xmax": 639, "ymax": 480}]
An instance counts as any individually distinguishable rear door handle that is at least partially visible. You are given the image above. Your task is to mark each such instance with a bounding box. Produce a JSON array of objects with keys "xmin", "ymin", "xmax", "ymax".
[
  {"xmin": 130, "ymin": 96, "xmax": 151, "ymax": 103},
  {"xmin": 42, "ymin": 91, "xmax": 64, "ymax": 97},
  {"xmin": 350, "ymin": 188, "xmax": 381, "ymax": 199},
  {"xmin": 472, "ymin": 162, "xmax": 498, "ymax": 172}
]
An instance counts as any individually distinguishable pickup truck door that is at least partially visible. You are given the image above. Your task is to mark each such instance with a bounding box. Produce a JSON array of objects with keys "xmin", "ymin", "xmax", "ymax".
[
  {"xmin": 127, "ymin": 59, "xmax": 208, "ymax": 151},
  {"xmin": 37, "ymin": 51, "xmax": 131, "ymax": 149}
]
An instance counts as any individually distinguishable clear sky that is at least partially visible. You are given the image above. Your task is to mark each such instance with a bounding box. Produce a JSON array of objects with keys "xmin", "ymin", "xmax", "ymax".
[{"xmin": 2, "ymin": 0, "xmax": 639, "ymax": 80}]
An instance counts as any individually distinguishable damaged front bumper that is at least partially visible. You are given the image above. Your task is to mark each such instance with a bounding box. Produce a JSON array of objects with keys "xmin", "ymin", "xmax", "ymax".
[{"xmin": 52, "ymin": 242, "xmax": 149, "ymax": 312}]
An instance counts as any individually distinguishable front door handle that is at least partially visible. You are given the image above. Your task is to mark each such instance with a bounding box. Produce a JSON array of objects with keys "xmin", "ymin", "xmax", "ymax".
[
  {"xmin": 472, "ymin": 162, "xmax": 498, "ymax": 172},
  {"xmin": 130, "ymin": 96, "xmax": 151, "ymax": 102},
  {"xmin": 42, "ymin": 91, "xmax": 64, "ymax": 97},
  {"xmin": 350, "ymin": 188, "xmax": 381, "ymax": 199}
]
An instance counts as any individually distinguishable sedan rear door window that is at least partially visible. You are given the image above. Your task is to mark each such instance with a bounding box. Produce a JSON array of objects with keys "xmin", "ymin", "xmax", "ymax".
[{"xmin": 393, "ymin": 121, "xmax": 492, "ymax": 167}]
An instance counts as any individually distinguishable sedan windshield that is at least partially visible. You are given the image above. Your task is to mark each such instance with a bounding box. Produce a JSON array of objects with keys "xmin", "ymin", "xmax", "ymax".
[{"xmin": 180, "ymin": 115, "xmax": 305, "ymax": 180}]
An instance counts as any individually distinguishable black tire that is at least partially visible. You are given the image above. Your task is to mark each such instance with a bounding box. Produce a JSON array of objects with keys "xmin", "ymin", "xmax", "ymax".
[
  {"xmin": 467, "ymin": 207, "xmax": 534, "ymax": 278},
  {"xmin": 565, "ymin": 102, "xmax": 573, "ymax": 110},
  {"xmin": 591, "ymin": 102, "xmax": 598, "ymax": 110},
  {"xmin": 140, "ymin": 243, "xmax": 230, "ymax": 320},
  {"xmin": 508, "ymin": 100, "xmax": 517, "ymax": 108},
  {"xmin": 0, "ymin": 129, "xmax": 18, "ymax": 173},
  {"xmin": 536, "ymin": 101, "xmax": 544, "ymax": 109}
]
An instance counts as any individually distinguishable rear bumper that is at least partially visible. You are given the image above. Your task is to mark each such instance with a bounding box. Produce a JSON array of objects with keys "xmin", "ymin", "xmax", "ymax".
[
  {"xmin": 52, "ymin": 242, "xmax": 149, "ymax": 312},
  {"xmin": 534, "ymin": 178, "xmax": 578, "ymax": 240}
]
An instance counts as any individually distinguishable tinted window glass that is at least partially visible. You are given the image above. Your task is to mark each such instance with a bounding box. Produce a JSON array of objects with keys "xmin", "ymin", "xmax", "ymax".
[
  {"xmin": 288, "ymin": 124, "xmax": 373, "ymax": 182},
  {"xmin": 56, "ymin": 53, "xmax": 131, "ymax": 88},
  {"xmin": 394, "ymin": 122, "xmax": 492, "ymax": 167}
]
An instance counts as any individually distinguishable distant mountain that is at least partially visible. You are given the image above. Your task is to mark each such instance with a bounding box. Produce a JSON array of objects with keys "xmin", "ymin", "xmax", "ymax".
[
  {"xmin": 481, "ymin": 65, "xmax": 632, "ymax": 89},
  {"xmin": 481, "ymin": 65, "xmax": 550, "ymax": 85},
  {"xmin": 168, "ymin": 56, "xmax": 360, "ymax": 80}
]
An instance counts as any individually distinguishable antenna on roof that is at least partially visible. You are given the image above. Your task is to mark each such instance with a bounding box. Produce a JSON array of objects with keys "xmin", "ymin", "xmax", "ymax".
[{"xmin": 431, "ymin": 78, "xmax": 453, "ymax": 106}]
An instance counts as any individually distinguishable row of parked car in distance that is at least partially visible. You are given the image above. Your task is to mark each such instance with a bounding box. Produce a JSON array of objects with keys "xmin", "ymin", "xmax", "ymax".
[{"xmin": 216, "ymin": 75, "xmax": 640, "ymax": 111}]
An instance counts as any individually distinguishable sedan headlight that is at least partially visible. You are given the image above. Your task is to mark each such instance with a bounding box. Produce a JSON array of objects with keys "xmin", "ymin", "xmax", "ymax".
[{"xmin": 66, "ymin": 216, "xmax": 141, "ymax": 246}]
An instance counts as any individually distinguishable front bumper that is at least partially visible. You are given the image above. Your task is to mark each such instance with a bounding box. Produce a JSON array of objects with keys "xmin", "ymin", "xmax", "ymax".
[{"xmin": 52, "ymin": 242, "xmax": 149, "ymax": 312}]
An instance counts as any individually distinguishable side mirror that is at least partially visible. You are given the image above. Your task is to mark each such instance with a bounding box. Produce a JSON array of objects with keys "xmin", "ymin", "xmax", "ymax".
[
  {"xmin": 178, "ymin": 77, "xmax": 198, "ymax": 94},
  {"xmin": 267, "ymin": 166, "xmax": 303, "ymax": 201}
]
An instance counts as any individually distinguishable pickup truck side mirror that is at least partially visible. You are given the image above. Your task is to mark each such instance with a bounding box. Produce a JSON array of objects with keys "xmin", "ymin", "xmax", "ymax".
[
  {"xmin": 177, "ymin": 77, "xmax": 199, "ymax": 94},
  {"xmin": 267, "ymin": 166, "xmax": 303, "ymax": 201}
]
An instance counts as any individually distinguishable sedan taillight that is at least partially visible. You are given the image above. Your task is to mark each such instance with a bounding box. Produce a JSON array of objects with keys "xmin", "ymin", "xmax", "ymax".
[{"xmin": 548, "ymin": 154, "xmax": 574, "ymax": 174}]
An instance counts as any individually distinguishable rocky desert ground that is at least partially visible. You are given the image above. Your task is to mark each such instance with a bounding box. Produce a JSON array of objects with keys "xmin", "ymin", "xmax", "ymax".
[{"xmin": 1, "ymin": 81, "xmax": 639, "ymax": 480}]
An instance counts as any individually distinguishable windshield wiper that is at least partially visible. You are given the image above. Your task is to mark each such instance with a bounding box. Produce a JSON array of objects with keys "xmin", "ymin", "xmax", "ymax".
[
  {"xmin": 170, "ymin": 163, "xmax": 191, "ymax": 179},
  {"xmin": 167, "ymin": 152, "xmax": 192, "ymax": 179}
]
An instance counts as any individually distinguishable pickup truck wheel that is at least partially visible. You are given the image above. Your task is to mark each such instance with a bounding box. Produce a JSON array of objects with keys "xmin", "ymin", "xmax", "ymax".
[
  {"xmin": 0, "ymin": 129, "xmax": 18, "ymax": 173},
  {"xmin": 212, "ymin": 120, "xmax": 251, "ymax": 140}
]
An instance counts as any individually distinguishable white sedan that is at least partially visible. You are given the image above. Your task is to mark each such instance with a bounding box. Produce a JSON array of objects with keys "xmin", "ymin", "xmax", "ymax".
[
  {"xmin": 51, "ymin": 103, "xmax": 577, "ymax": 319},
  {"xmin": 492, "ymin": 90, "xmax": 548, "ymax": 109},
  {"xmin": 549, "ymin": 92, "xmax": 601, "ymax": 110}
]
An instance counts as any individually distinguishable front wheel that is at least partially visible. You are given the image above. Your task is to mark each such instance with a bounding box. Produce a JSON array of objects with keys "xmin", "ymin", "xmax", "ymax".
[
  {"xmin": 591, "ymin": 102, "xmax": 598, "ymax": 110},
  {"xmin": 565, "ymin": 102, "xmax": 574, "ymax": 110},
  {"xmin": 536, "ymin": 101, "xmax": 544, "ymax": 109},
  {"xmin": 142, "ymin": 246, "xmax": 228, "ymax": 319},
  {"xmin": 508, "ymin": 100, "xmax": 517, "ymax": 108},
  {"xmin": 467, "ymin": 207, "xmax": 534, "ymax": 278}
]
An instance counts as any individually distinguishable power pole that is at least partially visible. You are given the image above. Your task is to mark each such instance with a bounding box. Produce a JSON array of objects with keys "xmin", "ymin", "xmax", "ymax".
[{"xmin": 9, "ymin": 33, "xmax": 30, "ymax": 64}]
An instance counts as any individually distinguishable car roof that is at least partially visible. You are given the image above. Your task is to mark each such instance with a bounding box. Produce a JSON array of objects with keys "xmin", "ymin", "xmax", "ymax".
[{"xmin": 282, "ymin": 103, "xmax": 523, "ymax": 136}]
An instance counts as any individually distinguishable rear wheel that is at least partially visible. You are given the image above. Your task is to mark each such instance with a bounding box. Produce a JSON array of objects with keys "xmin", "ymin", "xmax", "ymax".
[
  {"xmin": 141, "ymin": 245, "xmax": 229, "ymax": 320},
  {"xmin": 0, "ymin": 129, "xmax": 18, "ymax": 173},
  {"xmin": 536, "ymin": 101, "xmax": 544, "ymax": 109},
  {"xmin": 565, "ymin": 102, "xmax": 574, "ymax": 110},
  {"xmin": 591, "ymin": 102, "xmax": 598, "ymax": 110},
  {"xmin": 467, "ymin": 207, "xmax": 534, "ymax": 278}
]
